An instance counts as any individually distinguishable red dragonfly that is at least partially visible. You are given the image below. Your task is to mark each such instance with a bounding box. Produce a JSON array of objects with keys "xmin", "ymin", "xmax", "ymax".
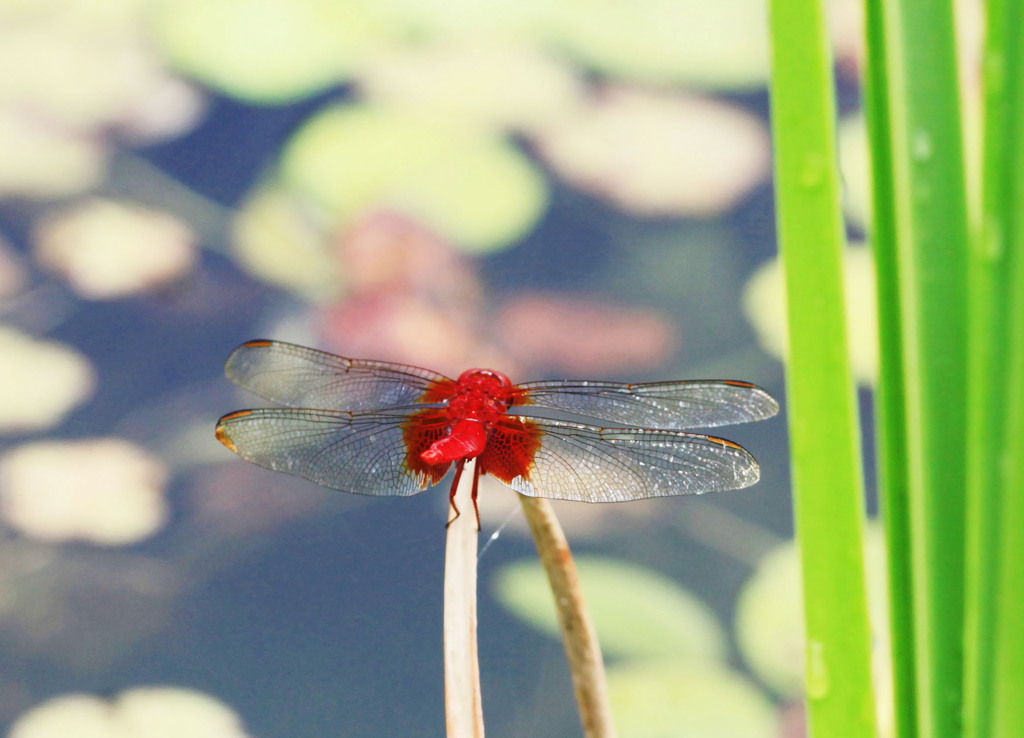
[{"xmin": 216, "ymin": 340, "xmax": 778, "ymax": 524}]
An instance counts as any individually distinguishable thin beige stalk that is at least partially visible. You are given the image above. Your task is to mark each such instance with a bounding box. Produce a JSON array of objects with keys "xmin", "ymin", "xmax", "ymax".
[
  {"xmin": 519, "ymin": 496, "xmax": 617, "ymax": 738},
  {"xmin": 443, "ymin": 459, "xmax": 484, "ymax": 738}
]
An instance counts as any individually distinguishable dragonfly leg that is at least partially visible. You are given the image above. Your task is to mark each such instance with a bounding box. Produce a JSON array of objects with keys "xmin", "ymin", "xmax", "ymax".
[
  {"xmin": 471, "ymin": 462, "xmax": 482, "ymax": 532},
  {"xmin": 446, "ymin": 459, "xmax": 466, "ymax": 528}
]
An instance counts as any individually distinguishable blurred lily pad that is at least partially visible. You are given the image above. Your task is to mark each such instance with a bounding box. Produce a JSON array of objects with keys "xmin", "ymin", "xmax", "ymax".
[
  {"xmin": 545, "ymin": 0, "xmax": 770, "ymax": 90},
  {"xmin": 0, "ymin": 0, "xmax": 182, "ymax": 129},
  {"xmin": 0, "ymin": 112, "xmax": 106, "ymax": 198},
  {"xmin": 492, "ymin": 556, "xmax": 726, "ymax": 661},
  {"xmin": 366, "ymin": 0, "xmax": 551, "ymax": 38},
  {"xmin": 8, "ymin": 687, "xmax": 251, "ymax": 738},
  {"xmin": 606, "ymin": 661, "xmax": 777, "ymax": 738},
  {"xmin": 743, "ymin": 244, "xmax": 878, "ymax": 385},
  {"xmin": 734, "ymin": 540, "xmax": 804, "ymax": 698},
  {"xmin": 0, "ymin": 327, "xmax": 96, "ymax": 433},
  {"xmin": 535, "ymin": 88, "xmax": 769, "ymax": 217},
  {"xmin": 280, "ymin": 105, "xmax": 548, "ymax": 251},
  {"xmin": 33, "ymin": 199, "xmax": 197, "ymax": 300},
  {"xmin": 231, "ymin": 187, "xmax": 340, "ymax": 298},
  {"xmin": 359, "ymin": 42, "xmax": 585, "ymax": 133},
  {"xmin": 839, "ymin": 114, "xmax": 871, "ymax": 229},
  {"xmin": 151, "ymin": 0, "xmax": 388, "ymax": 103},
  {"xmin": 735, "ymin": 526, "xmax": 891, "ymax": 702},
  {"xmin": 0, "ymin": 438, "xmax": 168, "ymax": 546}
]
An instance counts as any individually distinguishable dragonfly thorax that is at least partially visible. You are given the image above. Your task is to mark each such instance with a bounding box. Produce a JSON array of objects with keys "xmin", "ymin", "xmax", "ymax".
[{"xmin": 446, "ymin": 368, "xmax": 514, "ymax": 425}]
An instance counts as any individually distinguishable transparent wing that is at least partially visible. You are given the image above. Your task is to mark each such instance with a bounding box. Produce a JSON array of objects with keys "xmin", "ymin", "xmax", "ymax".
[
  {"xmin": 484, "ymin": 417, "xmax": 760, "ymax": 503},
  {"xmin": 515, "ymin": 379, "xmax": 778, "ymax": 429},
  {"xmin": 224, "ymin": 340, "xmax": 452, "ymax": 410},
  {"xmin": 215, "ymin": 407, "xmax": 451, "ymax": 496}
]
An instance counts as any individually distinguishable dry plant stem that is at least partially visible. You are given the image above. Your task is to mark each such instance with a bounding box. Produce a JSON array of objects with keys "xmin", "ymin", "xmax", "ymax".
[
  {"xmin": 519, "ymin": 496, "xmax": 617, "ymax": 738},
  {"xmin": 443, "ymin": 459, "xmax": 484, "ymax": 738}
]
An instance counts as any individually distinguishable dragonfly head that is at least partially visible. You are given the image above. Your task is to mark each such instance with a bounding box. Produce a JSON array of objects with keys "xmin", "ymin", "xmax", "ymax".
[{"xmin": 456, "ymin": 368, "xmax": 512, "ymax": 391}]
